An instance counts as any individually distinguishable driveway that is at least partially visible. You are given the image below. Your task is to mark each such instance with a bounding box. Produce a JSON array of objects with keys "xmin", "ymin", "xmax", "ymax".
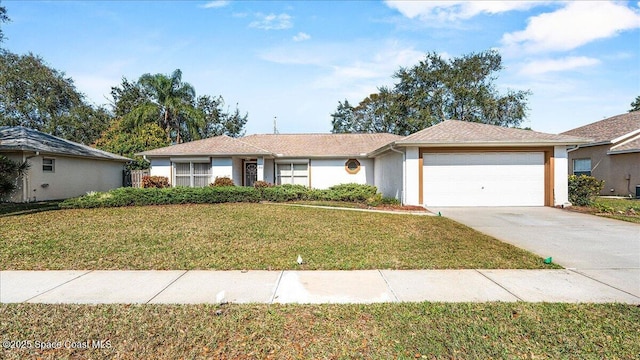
[{"xmin": 428, "ymin": 207, "xmax": 640, "ymax": 297}]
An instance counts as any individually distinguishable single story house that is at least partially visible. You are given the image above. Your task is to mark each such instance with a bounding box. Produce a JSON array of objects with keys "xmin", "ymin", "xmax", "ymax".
[
  {"xmin": 138, "ymin": 120, "xmax": 588, "ymax": 207},
  {"xmin": 561, "ymin": 111, "xmax": 640, "ymax": 197},
  {"xmin": 0, "ymin": 126, "xmax": 130, "ymax": 202}
]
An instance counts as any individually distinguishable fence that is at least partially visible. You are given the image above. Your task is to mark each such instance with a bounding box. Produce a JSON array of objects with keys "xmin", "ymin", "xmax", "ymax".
[{"xmin": 123, "ymin": 169, "xmax": 150, "ymax": 188}]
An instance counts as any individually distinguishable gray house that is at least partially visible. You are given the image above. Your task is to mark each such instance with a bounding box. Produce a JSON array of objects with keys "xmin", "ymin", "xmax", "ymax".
[{"xmin": 562, "ymin": 111, "xmax": 640, "ymax": 196}]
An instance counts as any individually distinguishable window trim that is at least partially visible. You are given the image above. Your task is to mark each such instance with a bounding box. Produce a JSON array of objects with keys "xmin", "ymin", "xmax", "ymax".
[
  {"xmin": 42, "ymin": 158, "xmax": 55, "ymax": 173},
  {"xmin": 173, "ymin": 161, "xmax": 211, "ymax": 187},
  {"xmin": 345, "ymin": 159, "xmax": 361, "ymax": 174},
  {"xmin": 573, "ymin": 158, "xmax": 592, "ymax": 176},
  {"xmin": 275, "ymin": 161, "xmax": 309, "ymax": 186}
]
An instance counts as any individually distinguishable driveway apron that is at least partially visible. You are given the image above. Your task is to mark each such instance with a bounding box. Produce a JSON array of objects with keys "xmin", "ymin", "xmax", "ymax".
[{"xmin": 428, "ymin": 207, "xmax": 640, "ymax": 297}]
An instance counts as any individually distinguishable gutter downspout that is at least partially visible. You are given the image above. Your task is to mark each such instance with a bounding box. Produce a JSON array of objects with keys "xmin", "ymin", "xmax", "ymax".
[{"xmin": 389, "ymin": 143, "xmax": 405, "ymax": 205}]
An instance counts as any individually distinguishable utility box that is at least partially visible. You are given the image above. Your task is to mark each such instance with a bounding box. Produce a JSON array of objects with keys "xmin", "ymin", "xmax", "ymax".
[{"xmin": 636, "ymin": 185, "xmax": 640, "ymax": 199}]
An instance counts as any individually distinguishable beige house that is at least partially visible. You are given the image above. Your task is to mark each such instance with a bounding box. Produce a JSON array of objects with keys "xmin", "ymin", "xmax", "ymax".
[
  {"xmin": 0, "ymin": 126, "xmax": 130, "ymax": 202},
  {"xmin": 139, "ymin": 121, "xmax": 588, "ymax": 207},
  {"xmin": 562, "ymin": 111, "xmax": 640, "ymax": 197}
]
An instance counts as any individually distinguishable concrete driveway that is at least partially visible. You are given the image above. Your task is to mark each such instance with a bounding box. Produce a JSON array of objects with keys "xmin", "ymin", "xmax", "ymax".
[{"xmin": 428, "ymin": 207, "xmax": 640, "ymax": 297}]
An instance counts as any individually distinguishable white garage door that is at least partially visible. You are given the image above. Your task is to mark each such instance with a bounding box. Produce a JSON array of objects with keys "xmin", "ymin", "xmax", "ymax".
[{"xmin": 423, "ymin": 152, "xmax": 545, "ymax": 206}]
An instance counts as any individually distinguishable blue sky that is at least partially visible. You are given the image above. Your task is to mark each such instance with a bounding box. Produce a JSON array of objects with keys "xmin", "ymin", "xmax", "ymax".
[{"xmin": 2, "ymin": 0, "xmax": 639, "ymax": 135}]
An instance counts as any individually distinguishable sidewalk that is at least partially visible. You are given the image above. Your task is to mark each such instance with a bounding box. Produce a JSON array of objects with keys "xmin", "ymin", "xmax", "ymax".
[{"xmin": 2, "ymin": 269, "xmax": 638, "ymax": 305}]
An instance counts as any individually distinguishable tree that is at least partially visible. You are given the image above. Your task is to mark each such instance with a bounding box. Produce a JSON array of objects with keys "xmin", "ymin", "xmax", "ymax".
[
  {"xmin": 0, "ymin": 50, "xmax": 111, "ymax": 144},
  {"xmin": 0, "ymin": 1, "xmax": 8, "ymax": 44},
  {"xmin": 630, "ymin": 96, "xmax": 640, "ymax": 112},
  {"xmin": 117, "ymin": 69, "xmax": 201, "ymax": 144},
  {"xmin": 331, "ymin": 50, "xmax": 531, "ymax": 135},
  {"xmin": 111, "ymin": 70, "xmax": 248, "ymax": 143},
  {"xmin": 197, "ymin": 95, "xmax": 247, "ymax": 138},
  {"xmin": 330, "ymin": 99, "xmax": 355, "ymax": 133},
  {"xmin": 0, "ymin": 155, "xmax": 29, "ymax": 200},
  {"xmin": 94, "ymin": 119, "xmax": 169, "ymax": 169}
]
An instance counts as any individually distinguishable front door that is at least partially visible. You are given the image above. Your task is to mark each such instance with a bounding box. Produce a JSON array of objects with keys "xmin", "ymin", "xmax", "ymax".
[{"xmin": 244, "ymin": 161, "xmax": 257, "ymax": 187}]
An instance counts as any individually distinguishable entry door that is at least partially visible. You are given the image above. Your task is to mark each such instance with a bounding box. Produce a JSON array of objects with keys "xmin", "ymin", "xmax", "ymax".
[{"xmin": 244, "ymin": 161, "xmax": 257, "ymax": 187}]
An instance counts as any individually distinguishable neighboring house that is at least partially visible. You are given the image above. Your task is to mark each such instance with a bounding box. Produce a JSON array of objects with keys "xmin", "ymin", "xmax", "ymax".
[
  {"xmin": 0, "ymin": 126, "xmax": 130, "ymax": 202},
  {"xmin": 561, "ymin": 111, "xmax": 640, "ymax": 197},
  {"xmin": 138, "ymin": 120, "xmax": 587, "ymax": 207}
]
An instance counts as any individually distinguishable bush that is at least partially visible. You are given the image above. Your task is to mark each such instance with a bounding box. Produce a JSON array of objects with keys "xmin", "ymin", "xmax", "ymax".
[
  {"xmin": 141, "ymin": 176, "xmax": 170, "ymax": 188},
  {"xmin": 211, "ymin": 176, "xmax": 235, "ymax": 187},
  {"xmin": 60, "ymin": 186, "xmax": 260, "ymax": 209},
  {"xmin": 60, "ymin": 182, "xmax": 389, "ymax": 209},
  {"xmin": 261, "ymin": 184, "xmax": 309, "ymax": 202},
  {"xmin": 568, "ymin": 175, "xmax": 604, "ymax": 206},
  {"xmin": 253, "ymin": 181, "xmax": 273, "ymax": 189},
  {"xmin": 326, "ymin": 183, "xmax": 378, "ymax": 202}
]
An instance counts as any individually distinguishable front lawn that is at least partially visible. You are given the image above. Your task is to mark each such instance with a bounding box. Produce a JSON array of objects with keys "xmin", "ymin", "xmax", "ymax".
[
  {"xmin": 1, "ymin": 303, "xmax": 637, "ymax": 359},
  {"xmin": 568, "ymin": 197, "xmax": 640, "ymax": 224},
  {"xmin": 0, "ymin": 203, "xmax": 554, "ymax": 270}
]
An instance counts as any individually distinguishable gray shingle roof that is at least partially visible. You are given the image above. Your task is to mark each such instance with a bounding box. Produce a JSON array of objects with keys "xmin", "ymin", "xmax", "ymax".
[
  {"xmin": 561, "ymin": 111, "xmax": 640, "ymax": 144},
  {"xmin": 609, "ymin": 136, "xmax": 640, "ymax": 154},
  {"xmin": 0, "ymin": 126, "xmax": 130, "ymax": 161},
  {"xmin": 396, "ymin": 120, "xmax": 590, "ymax": 146}
]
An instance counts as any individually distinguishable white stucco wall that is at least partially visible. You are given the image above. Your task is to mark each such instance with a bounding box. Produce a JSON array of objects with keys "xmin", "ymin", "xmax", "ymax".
[
  {"xmin": 554, "ymin": 146, "xmax": 570, "ymax": 206},
  {"xmin": 374, "ymin": 151, "xmax": 404, "ymax": 202},
  {"xmin": 404, "ymin": 147, "xmax": 420, "ymax": 206},
  {"xmin": 232, "ymin": 158, "xmax": 243, "ymax": 186},
  {"xmin": 211, "ymin": 158, "xmax": 233, "ymax": 181},
  {"xmin": 263, "ymin": 158, "xmax": 275, "ymax": 183},
  {"xmin": 19, "ymin": 155, "xmax": 124, "ymax": 201},
  {"xmin": 149, "ymin": 158, "xmax": 172, "ymax": 180},
  {"xmin": 309, "ymin": 158, "xmax": 374, "ymax": 189}
]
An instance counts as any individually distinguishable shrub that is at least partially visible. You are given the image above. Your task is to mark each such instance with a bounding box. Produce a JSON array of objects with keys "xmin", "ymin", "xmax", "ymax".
[
  {"xmin": 60, "ymin": 186, "xmax": 260, "ymax": 209},
  {"xmin": 568, "ymin": 175, "xmax": 604, "ymax": 206},
  {"xmin": 326, "ymin": 183, "xmax": 378, "ymax": 202},
  {"xmin": 211, "ymin": 176, "xmax": 235, "ymax": 187},
  {"xmin": 261, "ymin": 184, "xmax": 309, "ymax": 202},
  {"xmin": 253, "ymin": 180, "xmax": 273, "ymax": 189},
  {"xmin": 141, "ymin": 176, "xmax": 170, "ymax": 188}
]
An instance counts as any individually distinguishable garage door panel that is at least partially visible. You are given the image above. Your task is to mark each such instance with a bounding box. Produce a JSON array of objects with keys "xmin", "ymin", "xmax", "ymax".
[{"xmin": 423, "ymin": 152, "xmax": 545, "ymax": 207}]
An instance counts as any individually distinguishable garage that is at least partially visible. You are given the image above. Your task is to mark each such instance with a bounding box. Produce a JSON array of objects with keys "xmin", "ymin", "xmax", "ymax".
[{"xmin": 422, "ymin": 152, "xmax": 546, "ymax": 206}]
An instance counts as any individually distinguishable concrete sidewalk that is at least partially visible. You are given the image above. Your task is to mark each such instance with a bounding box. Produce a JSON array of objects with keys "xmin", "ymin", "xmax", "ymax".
[{"xmin": 1, "ymin": 269, "xmax": 638, "ymax": 305}]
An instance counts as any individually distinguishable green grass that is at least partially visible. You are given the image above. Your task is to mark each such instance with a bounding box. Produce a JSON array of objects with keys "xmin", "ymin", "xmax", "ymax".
[
  {"xmin": 1, "ymin": 303, "xmax": 638, "ymax": 359},
  {"xmin": 0, "ymin": 203, "xmax": 555, "ymax": 270},
  {"xmin": 593, "ymin": 197, "xmax": 640, "ymax": 224}
]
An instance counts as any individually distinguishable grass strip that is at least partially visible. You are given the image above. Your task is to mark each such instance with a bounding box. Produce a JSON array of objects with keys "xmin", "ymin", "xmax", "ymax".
[{"xmin": 1, "ymin": 303, "xmax": 638, "ymax": 359}]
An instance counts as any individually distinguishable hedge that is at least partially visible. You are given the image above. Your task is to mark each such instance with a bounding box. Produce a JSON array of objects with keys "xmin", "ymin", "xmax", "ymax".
[
  {"xmin": 60, "ymin": 183, "xmax": 397, "ymax": 209},
  {"xmin": 60, "ymin": 186, "xmax": 260, "ymax": 209}
]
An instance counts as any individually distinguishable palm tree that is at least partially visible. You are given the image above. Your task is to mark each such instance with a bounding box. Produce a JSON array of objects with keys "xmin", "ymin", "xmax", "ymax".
[{"xmin": 136, "ymin": 69, "xmax": 200, "ymax": 143}]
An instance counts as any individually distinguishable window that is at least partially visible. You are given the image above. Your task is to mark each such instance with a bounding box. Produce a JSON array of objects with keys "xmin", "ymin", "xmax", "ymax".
[
  {"xmin": 174, "ymin": 162, "xmax": 211, "ymax": 187},
  {"xmin": 276, "ymin": 162, "xmax": 308, "ymax": 185},
  {"xmin": 42, "ymin": 158, "xmax": 55, "ymax": 172},
  {"xmin": 345, "ymin": 159, "xmax": 361, "ymax": 174},
  {"xmin": 573, "ymin": 158, "xmax": 591, "ymax": 176}
]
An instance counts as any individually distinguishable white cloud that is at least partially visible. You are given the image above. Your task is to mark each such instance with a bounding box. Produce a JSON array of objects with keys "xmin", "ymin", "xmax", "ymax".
[
  {"xmin": 260, "ymin": 40, "xmax": 425, "ymax": 101},
  {"xmin": 502, "ymin": 1, "xmax": 640, "ymax": 54},
  {"xmin": 384, "ymin": 0, "xmax": 548, "ymax": 21},
  {"xmin": 519, "ymin": 56, "xmax": 601, "ymax": 76},
  {"xmin": 200, "ymin": 1, "xmax": 229, "ymax": 9},
  {"xmin": 249, "ymin": 13, "xmax": 293, "ymax": 30},
  {"xmin": 293, "ymin": 32, "xmax": 311, "ymax": 42}
]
